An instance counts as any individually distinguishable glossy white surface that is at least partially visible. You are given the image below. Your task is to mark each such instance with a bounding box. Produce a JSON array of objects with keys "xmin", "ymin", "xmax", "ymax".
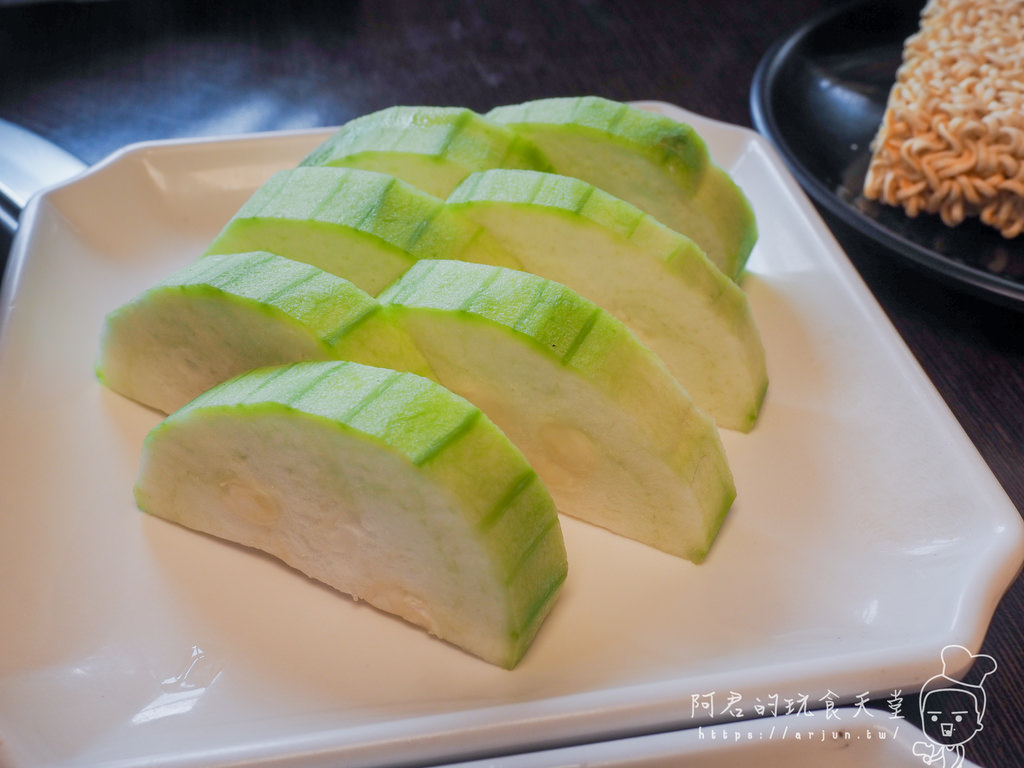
[
  {"xmin": 434, "ymin": 709, "xmax": 982, "ymax": 768},
  {"xmin": 1, "ymin": 103, "xmax": 1021, "ymax": 768}
]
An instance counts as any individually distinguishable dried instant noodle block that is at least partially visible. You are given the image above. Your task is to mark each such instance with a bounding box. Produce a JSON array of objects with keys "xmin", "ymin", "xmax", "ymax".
[{"xmin": 863, "ymin": 0, "xmax": 1024, "ymax": 238}]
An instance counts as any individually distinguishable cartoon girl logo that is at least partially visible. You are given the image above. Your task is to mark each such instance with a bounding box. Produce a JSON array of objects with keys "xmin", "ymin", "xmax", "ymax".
[{"xmin": 911, "ymin": 645, "xmax": 997, "ymax": 768}]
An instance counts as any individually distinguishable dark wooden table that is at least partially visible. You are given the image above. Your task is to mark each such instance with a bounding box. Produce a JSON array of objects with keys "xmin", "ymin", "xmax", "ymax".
[{"xmin": 1, "ymin": 1, "xmax": 1021, "ymax": 766}]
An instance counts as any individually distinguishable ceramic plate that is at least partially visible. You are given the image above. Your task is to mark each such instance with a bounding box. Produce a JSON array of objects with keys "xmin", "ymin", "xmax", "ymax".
[
  {"xmin": 434, "ymin": 709, "xmax": 982, "ymax": 768},
  {"xmin": 1, "ymin": 102, "xmax": 1021, "ymax": 768},
  {"xmin": 750, "ymin": 0, "xmax": 1024, "ymax": 310}
]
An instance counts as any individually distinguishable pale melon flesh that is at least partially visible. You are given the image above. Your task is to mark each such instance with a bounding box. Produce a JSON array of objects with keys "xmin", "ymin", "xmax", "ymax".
[
  {"xmin": 199, "ymin": 161, "xmax": 765, "ymax": 430},
  {"xmin": 446, "ymin": 168, "xmax": 767, "ymax": 432},
  {"xmin": 378, "ymin": 260, "xmax": 736, "ymax": 563},
  {"xmin": 299, "ymin": 105, "xmax": 553, "ymax": 198},
  {"xmin": 134, "ymin": 360, "xmax": 568, "ymax": 669},
  {"xmin": 486, "ymin": 96, "xmax": 758, "ymax": 280},
  {"xmin": 96, "ymin": 251, "xmax": 432, "ymax": 414},
  {"xmin": 203, "ymin": 166, "xmax": 520, "ymax": 296}
]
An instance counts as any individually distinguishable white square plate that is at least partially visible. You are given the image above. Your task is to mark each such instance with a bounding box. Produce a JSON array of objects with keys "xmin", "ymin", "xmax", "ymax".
[{"xmin": 1, "ymin": 102, "xmax": 1021, "ymax": 768}]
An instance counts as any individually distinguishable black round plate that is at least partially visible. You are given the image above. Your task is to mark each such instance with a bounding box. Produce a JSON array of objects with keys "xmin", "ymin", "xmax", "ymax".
[{"xmin": 750, "ymin": 0, "xmax": 1024, "ymax": 310}]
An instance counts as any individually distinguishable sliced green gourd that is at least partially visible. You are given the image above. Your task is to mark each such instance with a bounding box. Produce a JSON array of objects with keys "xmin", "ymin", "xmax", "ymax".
[
  {"xmin": 96, "ymin": 251, "xmax": 432, "ymax": 413},
  {"xmin": 134, "ymin": 361, "xmax": 568, "ymax": 669},
  {"xmin": 446, "ymin": 168, "xmax": 767, "ymax": 432},
  {"xmin": 203, "ymin": 167, "xmax": 520, "ymax": 296},
  {"xmin": 378, "ymin": 260, "xmax": 735, "ymax": 563},
  {"xmin": 486, "ymin": 96, "xmax": 757, "ymax": 280},
  {"xmin": 299, "ymin": 105, "xmax": 553, "ymax": 198}
]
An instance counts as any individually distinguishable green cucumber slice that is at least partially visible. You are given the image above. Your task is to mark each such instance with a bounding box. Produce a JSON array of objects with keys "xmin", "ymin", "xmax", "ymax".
[
  {"xmin": 379, "ymin": 260, "xmax": 735, "ymax": 563},
  {"xmin": 96, "ymin": 251, "xmax": 432, "ymax": 413},
  {"xmin": 135, "ymin": 361, "xmax": 567, "ymax": 668},
  {"xmin": 299, "ymin": 105, "xmax": 552, "ymax": 197},
  {"xmin": 446, "ymin": 168, "xmax": 767, "ymax": 431},
  {"xmin": 486, "ymin": 96, "xmax": 757, "ymax": 280},
  {"xmin": 204, "ymin": 167, "xmax": 519, "ymax": 295}
]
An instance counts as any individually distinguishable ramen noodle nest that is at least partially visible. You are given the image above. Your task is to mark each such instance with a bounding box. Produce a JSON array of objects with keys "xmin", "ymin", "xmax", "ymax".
[{"xmin": 863, "ymin": 0, "xmax": 1024, "ymax": 238}]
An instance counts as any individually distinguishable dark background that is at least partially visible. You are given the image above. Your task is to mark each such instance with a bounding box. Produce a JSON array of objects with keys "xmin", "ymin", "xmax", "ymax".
[{"xmin": 1, "ymin": 1, "xmax": 1021, "ymax": 766}]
